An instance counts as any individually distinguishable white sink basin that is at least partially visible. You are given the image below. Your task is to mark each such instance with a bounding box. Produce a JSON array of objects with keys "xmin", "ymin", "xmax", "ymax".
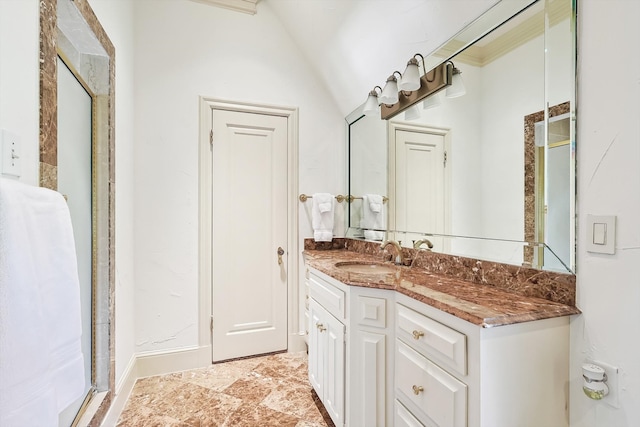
[{"xmin": 334, "ymin": 262, "xmax": 397, "ymax": 274}]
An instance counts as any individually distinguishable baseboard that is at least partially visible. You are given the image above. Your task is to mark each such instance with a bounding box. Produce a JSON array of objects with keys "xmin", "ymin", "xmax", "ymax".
[
  {"xmin": 136, "ymin": 345, "xmax": 211, "ymax": 378},
  {"xmin": 101, "ymin": 354, "xmax": 137, "ymax": 426},
  {"xmin": 289, "ymin": 332, "xmax": 307, "ymax": 353},
  {"xmin": 100, "ymin": 346, "xmax": 210, "ymax": 426}
]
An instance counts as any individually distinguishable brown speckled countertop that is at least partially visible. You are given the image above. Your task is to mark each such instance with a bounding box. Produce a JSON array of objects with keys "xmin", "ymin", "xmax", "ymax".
[{"xmin": 303, "ymin": 242, "xmax": 580, "ymax": 328}]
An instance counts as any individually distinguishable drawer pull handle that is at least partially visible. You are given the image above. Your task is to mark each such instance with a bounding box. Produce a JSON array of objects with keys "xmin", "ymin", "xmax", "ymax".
[
  {"xmin": 316, "ymin": 322, "xmax": 326, "ymax": 332},
  {"xmin": 412, "ymin": 330, "xmax": 425, "ymax": 340},
  {"xmin": 412, "ymin": 385, "xmax": 424, "ymax": 395}
]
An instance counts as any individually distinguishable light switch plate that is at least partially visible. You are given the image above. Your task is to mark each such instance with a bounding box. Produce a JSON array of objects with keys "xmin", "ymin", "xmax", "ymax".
[
  {"xmin": 586, "ymin": 215, "xmax": 616, "ymax": 254},
  {"xmin": 1, "ymin": 129, "xmax": 21, "ymax": 177}
]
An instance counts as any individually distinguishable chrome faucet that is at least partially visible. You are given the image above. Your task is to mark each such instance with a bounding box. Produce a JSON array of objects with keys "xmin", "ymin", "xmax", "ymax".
[
  {"xmin": 413, "ymin": 239, "xmax": 433, "ymax": 250},
  {"xmin": 381, "ymin": 240, "xmax": 405, "ymax": 265}
]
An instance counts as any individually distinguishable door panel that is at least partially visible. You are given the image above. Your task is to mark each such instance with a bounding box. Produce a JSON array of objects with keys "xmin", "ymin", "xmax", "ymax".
[
  {"xmin": 212, "ymin": 110, "xmax": 288, "ymax": 361},
  {"xmin": 394, "ymin": 130, "xmax": 447, "ymax": 249}
]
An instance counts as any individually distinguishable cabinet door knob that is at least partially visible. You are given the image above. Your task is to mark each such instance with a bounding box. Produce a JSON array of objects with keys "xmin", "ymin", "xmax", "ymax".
[
  {"xmin": 412, "ymin": 330, "xmax": 425, "ymax": 340},
  {"xmin": 316, "ymin": 322, "xmax": 326, "ymax": 332},
  {"xmin": 412, "ymin": 385, "xmax": 424, "ymax": 395},
  {"xmin": 277, "ymin": 247, "xmax": 285, "ymax": 265}
]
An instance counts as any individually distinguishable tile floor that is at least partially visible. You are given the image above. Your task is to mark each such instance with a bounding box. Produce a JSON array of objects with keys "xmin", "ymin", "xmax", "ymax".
[{"xmin": 116, "ymin": 351, "xmax": 334, "ymax": 426}]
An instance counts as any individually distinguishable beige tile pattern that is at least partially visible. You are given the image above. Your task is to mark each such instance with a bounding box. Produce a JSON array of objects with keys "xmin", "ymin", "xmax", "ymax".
[{"xmin": 116, "ymin": 352, "xmax": 334, "ymax": 427}]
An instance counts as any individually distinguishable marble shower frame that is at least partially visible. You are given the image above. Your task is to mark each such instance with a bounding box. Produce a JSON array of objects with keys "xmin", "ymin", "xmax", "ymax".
[
  {"xmin": 523, "ymin": 101, "xmax": 570, "ymax": 269},
  {"xmin": 39, "ymin": 0, "xmax": 115, "ymax": 425}
]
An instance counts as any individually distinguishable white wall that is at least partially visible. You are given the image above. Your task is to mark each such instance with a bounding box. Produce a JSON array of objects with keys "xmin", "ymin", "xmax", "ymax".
[
  {"xmin": 571, "ymin": 0, "xmax": 640, "ymax": 425},
  {"xmin": 131, "ymin": 0, "xmax": 344, "ymax": 354},
  {"xmin": 0, "ymin": 0, "xmax": 40, "ymax": 185}
]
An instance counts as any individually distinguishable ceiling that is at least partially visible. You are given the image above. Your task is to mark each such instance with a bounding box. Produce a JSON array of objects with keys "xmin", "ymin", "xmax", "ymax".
[{"xmin": 192, "ymin": 0, "xmax": 500, "ymax": 116}]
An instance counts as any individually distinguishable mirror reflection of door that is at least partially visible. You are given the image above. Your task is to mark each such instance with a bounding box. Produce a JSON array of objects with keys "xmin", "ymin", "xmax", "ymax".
[{"xmin": 389, "ymin": 123, "xmax": 451, "ymax": 252}]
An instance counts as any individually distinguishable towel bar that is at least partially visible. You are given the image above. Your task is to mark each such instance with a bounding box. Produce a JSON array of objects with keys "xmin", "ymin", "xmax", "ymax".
[
  {"xmin": 347, "ymin": 195, "xmax": 388, "ymax": 204},
  {"xmin": 298, "ymin": 194, "xmax": 346, "ymax": 203}
]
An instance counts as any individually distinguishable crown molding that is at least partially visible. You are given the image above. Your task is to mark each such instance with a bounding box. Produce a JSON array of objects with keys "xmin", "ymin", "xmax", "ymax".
[{"xmin": 435, "ymin": 0, "xmax": 570, "ymax": 67}]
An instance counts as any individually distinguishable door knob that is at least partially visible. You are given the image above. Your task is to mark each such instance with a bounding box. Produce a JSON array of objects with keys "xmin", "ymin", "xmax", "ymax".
[{"xmin": 277, "ymin": 247, "xmax": 284, "ymax": 265}]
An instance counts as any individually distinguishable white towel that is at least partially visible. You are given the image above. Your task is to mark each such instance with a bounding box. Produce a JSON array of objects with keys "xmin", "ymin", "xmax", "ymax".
[
  {"xmin": 311, "ymin": 193, "xmax": 334, "ymax": 242},
  {"xmin": 361, "ymin": 194, "xmax": 385, "ymax": 241},
  {"xmin": 0, "ymin": 178, "xmax": 85, "ymax": 426}
]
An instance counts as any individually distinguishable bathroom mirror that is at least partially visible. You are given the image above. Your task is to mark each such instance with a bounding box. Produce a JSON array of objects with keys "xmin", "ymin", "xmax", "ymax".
[{"xmin": 347, "ymin": 0, "xmax": 575, "ymax": 273}]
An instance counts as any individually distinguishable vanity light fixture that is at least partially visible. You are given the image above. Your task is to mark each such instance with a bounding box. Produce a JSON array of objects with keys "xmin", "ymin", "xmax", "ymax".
[
  {"xmin": 379, "ymin": 71, "xmax": 403, "ymax": 105},
  {"xmin": 399, "ymin": 53, "xmax": 425, "ymax": 92},
  {"xmin": 363, "ymin": 86, "xmax": 382, "ymax": 116},
  {"xmin": 445, "ymin": 62, "xmax": 466, "ymax": 98},
  {"xmin": 380, "ymin": 61, "xmax": 453, "ymax": 120}
]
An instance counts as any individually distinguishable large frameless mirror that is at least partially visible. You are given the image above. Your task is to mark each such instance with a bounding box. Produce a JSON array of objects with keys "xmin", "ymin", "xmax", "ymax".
[{"xmin": 347, "ymin": 0, "xmax": 575, "ymax": 273}]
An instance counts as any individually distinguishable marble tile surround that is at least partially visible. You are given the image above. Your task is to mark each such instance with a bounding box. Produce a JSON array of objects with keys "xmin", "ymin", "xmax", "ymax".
[
  {"xmin": 39, "ymin": 1, "xmax": 116, "ymax": 425},
  {"xmin": 304, "ymin": 238, "xmax": 578, "ymax": 327},
  {"xmin": 523, "ymin": 101, "xmax": 571, "ymax": 265},
  {"xmin": 117, "ymin": 351, "xmax": 334, "ymax": 427}
]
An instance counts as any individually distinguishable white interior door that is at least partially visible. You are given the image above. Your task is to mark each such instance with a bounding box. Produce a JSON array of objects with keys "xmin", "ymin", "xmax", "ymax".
[
  {"xmin": 56, "ymin": 57, "xmax": 93, "ymax": 426},
  {"xmin": 393, "ymin": 128, "xmax": 448, "ymax": 249},
  {"xmin": 211, "ymin": 109, "xmax": 288, "ymax": 362}
]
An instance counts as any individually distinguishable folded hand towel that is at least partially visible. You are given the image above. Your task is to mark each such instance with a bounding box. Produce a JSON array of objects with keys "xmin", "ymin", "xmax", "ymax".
[
  {"xmin": 367, "ymin": 194, "xmax": 383, "ymax": 213},
  {"xmin": 361, "ymin": 194, "xmax": 385, "ymax": 229},
  {"xmin": 0, "ymin": 178, "xmax": 85, "ymax": 426},
  {"xmin": 311, "ymin": 193, "xmax": 334, "ymax": 242},
  {"xmin": 361, "ymin": 194, "xmax": 385, "ymax": 241}
]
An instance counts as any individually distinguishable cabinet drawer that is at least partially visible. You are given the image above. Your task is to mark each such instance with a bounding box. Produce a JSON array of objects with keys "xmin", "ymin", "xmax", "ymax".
[
  {"xmin": 395, "ymin": 400, "xmax": 425, "ymax": 427},
  {"xmin": 397, "ymin": 303, "xmax": 467, "ymax": 375},
  {"xmin": 309, "ymin": 272, "xmax": 346, "ymax": 321},
  {"xmin": 396, "ymin": 340, "xmax": 467, "ymax": 427},
  {"xmin": 356, "ymin": 295, "xmax": 386, "ymax": 328}
]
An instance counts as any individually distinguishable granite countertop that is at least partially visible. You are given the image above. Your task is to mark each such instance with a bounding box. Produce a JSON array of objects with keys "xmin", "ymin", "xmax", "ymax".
[{"xmin": 303, "ymin": 248, "xmax": 581, "ymax": 328}]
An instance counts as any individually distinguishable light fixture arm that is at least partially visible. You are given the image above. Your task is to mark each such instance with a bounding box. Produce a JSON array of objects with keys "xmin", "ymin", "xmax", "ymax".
[
  {"xmin": 446, "ymin": 60, "xmax": 462, "ymax": 76},
  {"xmin": 369, "ymin": 85, "xmax": 383, "ymax": 97},
  {"xmin": 387, "ymin": 70, "xmax": 402, "ymax": 83},
  {"xmin": 411, "ymin": 53, "xmax": 428, "ymax": 80}
]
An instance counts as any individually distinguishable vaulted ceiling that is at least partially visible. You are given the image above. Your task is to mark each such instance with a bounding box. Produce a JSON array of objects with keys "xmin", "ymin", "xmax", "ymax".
[{"xmin": 190, "ymin": 0, "xmax": 500, "ymax": 115}]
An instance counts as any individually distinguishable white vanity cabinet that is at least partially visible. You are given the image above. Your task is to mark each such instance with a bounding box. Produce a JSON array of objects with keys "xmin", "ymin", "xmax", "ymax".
[
  {"xmin": 307, "ymin": 268, "xmax": 395, "ymax": 427},
  {"xmin": 394, "ymin": 292, "xmax": 570, "ymax": 427},
  {"xmin": 307, "ymin": 270, "xmax": 348, "ymax": 427},
  {"xmin": 305, "ymin": 266, "xmax": 571, "ymax": 427},
  {"xmin": 348, "ymin": 287, "xmax": 395, "ymax": 427},
  {"xmin": 395, "ymin": 299, "xmax": 468, "ymax": 427}
]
